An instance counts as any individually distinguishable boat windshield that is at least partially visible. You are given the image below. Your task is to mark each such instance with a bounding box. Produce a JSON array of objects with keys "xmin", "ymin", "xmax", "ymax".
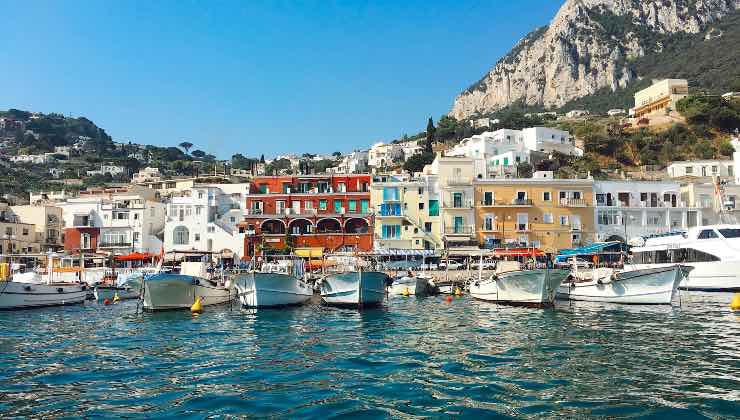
[{"xmin": 718, "ymin": 228, "xmax": 740, "ymax": 238}]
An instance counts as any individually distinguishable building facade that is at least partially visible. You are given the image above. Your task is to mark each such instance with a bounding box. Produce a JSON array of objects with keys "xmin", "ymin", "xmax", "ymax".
[
  {"xmin": 632, "ymin": 79, "xmax": 688, "ymax": 118},
  {"xmin": 371, "ymin": 175, "xmax": 443, "ymax": 252},
  {"xmin": 240, "ymin": 175, "xmax": 373, "ymax": 259},
  {"xmin": 593, "ymin": 180, "xmax": 703, "ymax": 242},
  {"xmin": 474, "ymin": 172, "xmax": 595, "ymax": 252},
  {"xmin": 0, "ymin": 204, "xmax": 41, "ymax": 254},
  {"xmin": 10, "ymin": 204, "xmax": 64, "ymax": 252},
  {"xmin": 666, "ymin": 160, "xmax": 734, "ymax": 180},
  {"xmin": 164, "ymin": 183, "xmax": 250, "ymax": 259}
]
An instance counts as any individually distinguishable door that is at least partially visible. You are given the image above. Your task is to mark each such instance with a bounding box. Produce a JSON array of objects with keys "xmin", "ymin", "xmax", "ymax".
[
  {"xmin": 292, "ymin": 200, "xmax": 301, "ymax": 214},
  {"xmin": 360, "ymin": 199, "xmax": 369, "ymax": 214},
  {"xmin": 276, "ymin": 201, "xmax": 286, "ymax": 214},
  {"xmin": 454, "ymin": 216, "xmax": 464, "ymax": 234},
  {"xmin": 453, "ymin": 192, "xmax": 463, "ymax": 208}
]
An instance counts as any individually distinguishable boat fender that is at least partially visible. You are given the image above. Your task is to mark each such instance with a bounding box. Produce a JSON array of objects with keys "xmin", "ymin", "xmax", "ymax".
[
  {"xmin": 731, "ymin": 293, "xmax": 740, "ymax": 311},
  {"xmin": 402, "ymin": 287, "xmax": 410, "ymax": 297},
  {"xmin": 57, "ymin": 287, "xmax": 64, "ymax": 293},
  {"xmin": 113, "ymin": 293, "xmax": 120, "ymax": 303},
  {"xmin": 191, "ymin": 296, "xmax": 203, "ymax": 314},
  {"xmin": 454, "ymin": 287, "xmax": 463, "ymax": 296},
  {"xmin": 24, "ymin": 285, "xmax": 32, "ymax": 291}
]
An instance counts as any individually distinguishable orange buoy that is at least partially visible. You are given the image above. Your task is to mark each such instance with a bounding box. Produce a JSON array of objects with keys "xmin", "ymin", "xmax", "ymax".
[
  {"xmin": 103, "ymin": 298, "xmax": 110, "ymax": 305},
  {"xmin": 446, "ymin": 295, "xmax": 453, "ymax": 303}
]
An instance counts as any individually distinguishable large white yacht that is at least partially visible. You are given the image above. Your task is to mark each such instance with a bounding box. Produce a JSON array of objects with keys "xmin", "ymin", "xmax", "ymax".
[{"xmin": 628, "ymin": 225, "xmax": 740, "ymax": 291}]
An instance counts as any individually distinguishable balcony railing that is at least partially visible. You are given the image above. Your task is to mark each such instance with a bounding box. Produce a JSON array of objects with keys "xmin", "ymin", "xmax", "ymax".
[
  {"xmin": 444, "ymin": 226, "xmax": 474, "ymax": 235},
  {"xmin": 443, "ymin": 200, "xmax": 474, "ymax": 209},
  {"xmin": 445, "ymin": 177, "xmax": 473, "ymax": 186},
  {"xmin": 559, "ymin": 198, "xmax": 588, "ymax": 207},
  {"xmin": 98, "ymin": 241, "xmax": 132, "ymax": 248}
]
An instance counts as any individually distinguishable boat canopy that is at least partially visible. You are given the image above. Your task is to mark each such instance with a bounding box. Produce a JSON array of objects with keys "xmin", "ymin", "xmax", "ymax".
[
  {"xmin": 294, "ymin": 247, "xmax": 324, "ymax": 258},
  {"xmin": 557, "ymin": 241, "xmax": 623, "ymax": 257},
  {"xmin": 114, "ymin": 252, "xmax": 157, "ymax": 261}
]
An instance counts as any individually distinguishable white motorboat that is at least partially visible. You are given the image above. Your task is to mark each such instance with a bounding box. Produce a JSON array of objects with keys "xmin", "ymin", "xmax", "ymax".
[
  {"xmin": 388, "ymin": 273, "xmax": 431, "ymax": 296},
  {"xmin": 320, "ymin": 270, "xmax": 387, "ymax": 306},
  {"xmin": 469, "ymin": 261, "xmax": 568, "ymax": 306},
  {"xmin": 557, "ymin": 264, "xmax": 692, "ymax": 305},
  {"xmin": 0, "ymin": 256, "xmax": 87, "ymax": 310},
  {"xmin": 93, "ymin": 284, "xmax": 139, "ymax": 302},
  {"xmin": 142, "ymin": 253, "xmax": 235, "ymax": 311},
  {"xmin": 234, "ymin": 259, "xmax": 313, "ymax": 307},
  {"xmin": 629, "ymin": 225, "xmax": 740, "ymax": 292}
]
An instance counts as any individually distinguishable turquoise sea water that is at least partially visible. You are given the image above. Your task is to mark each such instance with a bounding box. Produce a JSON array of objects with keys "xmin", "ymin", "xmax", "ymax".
[{"xmin": 0, "ymin": 293, "xmax": 739, "ymax": 418}]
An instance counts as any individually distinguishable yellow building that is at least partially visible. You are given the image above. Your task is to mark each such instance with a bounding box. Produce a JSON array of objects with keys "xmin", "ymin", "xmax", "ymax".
[
  {"xmin": 474, "ymin": 172, "xmax": 595, "ymax": 253},
  {"xmin": 0, "ymin": 204, "xmax": 41, "ymax": 254},
  {"xmin": 371, "ymin": 175, "xmax": 443, "ymax": 251},
  {"xmin": 632, "ymin": 78, "xmax": 688, "ymax": 118}
]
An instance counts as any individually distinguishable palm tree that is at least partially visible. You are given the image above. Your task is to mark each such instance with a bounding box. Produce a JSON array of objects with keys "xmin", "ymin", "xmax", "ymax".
[{"xmin": 179, "ymin": 141, "xmax": 194, "ymax": 154}]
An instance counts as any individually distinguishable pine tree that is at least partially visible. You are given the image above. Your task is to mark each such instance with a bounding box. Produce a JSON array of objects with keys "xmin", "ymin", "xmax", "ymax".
[
  {"xmin": 260, "ymin": 154, "xmax": 265, "ymax": 163},
  {"xmin": 425, "ymin": 117, "xmax": 436, "ymax": 153}
]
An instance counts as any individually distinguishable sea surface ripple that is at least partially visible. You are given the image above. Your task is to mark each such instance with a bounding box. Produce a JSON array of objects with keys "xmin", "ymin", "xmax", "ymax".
[{"xmin": 0, "ymin": 292, "xmax": 739, "ymax": 418}]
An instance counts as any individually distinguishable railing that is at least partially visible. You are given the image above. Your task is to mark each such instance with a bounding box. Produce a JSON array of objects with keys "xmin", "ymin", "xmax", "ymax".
[
  {"xmin": 444, "ymin": 226, "xmax": 474, "ymax": 235},
  {"xmin": 445, "ymin": 177, "xmax": 473, "ymax": 186},
  {"xmin": 98, "ymin": 241, "xmax": 132, "ymax": 248},
  {"xmin": 515, "ymin": 224, "xmax": 529, "ymax": 232},
  {"xmin": 443, "ymin": 200, "xmax": 474, "ymax": 209},
  {"xmin": 559, "ymin": 198, "xmax": 588, "ymax": 207}
]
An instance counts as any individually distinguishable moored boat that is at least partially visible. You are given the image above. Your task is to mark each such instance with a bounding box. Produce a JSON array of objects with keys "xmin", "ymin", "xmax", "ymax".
[
  {"xmin": 142, "ymin": 252, "xmax": 235, "ymax": 311},
  {"xmin": 320, "ymin": 270, "xmax": 387, "ymax": 306},
  {"xmin": 234, "ymin": 259, "xmax": 313, "ymax": 307},
  {"xmin": 0, "ymin": 255, "xmax": 87, "ymax": 310},
  {"xmin": 388, "ymin": 272, "xmax": 432, "ymax": 296},
  {"xmin": 557, "ymin": 264, "xmax": 691, "ymax": 305},
  {"xmin": 469, "ymin": 261, "xmax": 567, "ymax": 307}
]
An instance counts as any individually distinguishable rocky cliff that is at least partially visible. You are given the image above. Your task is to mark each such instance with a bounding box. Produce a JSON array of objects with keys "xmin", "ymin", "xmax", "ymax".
[{"xmin": 450, "ymin": 0, "xmax": 740, "ymax": 120}]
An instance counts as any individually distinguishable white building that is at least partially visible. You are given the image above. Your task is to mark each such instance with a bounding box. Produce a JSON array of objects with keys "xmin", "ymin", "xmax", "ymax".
[
  {"xmin": 164, "ymin": 183, "xmax": 250, "ymax": 259},
  {"xmin": 87, "ymin": 164, "xmax": 126, "ymax": 177},
  {"xmin": 368, "ymin": 142, "xmax": 403, "ymax": 168},
  {"xmin": 332, "ymin": 151, "xmax": 369, "ymax": 174},
  {"xmin": 565, "ymin": 110, "xmax": 590, "ymax": 118},
  {"xmin": 10, "ymin": 154, "xmax": 49, "ymax": 164},
  {"xmin": 521, "ymin": 127, "xmax": 582, "ymax": 156},
  {"xmin": 399, "ymin": 140, "xmax": 423, "ymax": 159},
  {"xmin": 666, "ymin": 160, "xmax": 734, "ymax": 179},
  {"xmin": 607, "ymin": 109, "xmax": 627, "ymax": 116},
  {"xmin": 58, "ymin": 190, "xmax": 166, "ymax": 254},
  {"xmin": 593, "ymin": 180, "xmax": 704, "ymax": 242},
  {"xmin": 132, "ymin": 167, "xmax": 162, "ymax": 184}
]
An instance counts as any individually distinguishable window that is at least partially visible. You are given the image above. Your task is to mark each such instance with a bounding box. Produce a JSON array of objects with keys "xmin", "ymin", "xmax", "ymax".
[
  {"xmin": 230, "ymin": 217, "xmax": 236, "ymax": 223},
  {"xmin": 334, "ymin": 200, "xmax": 343, "ymax": 213},
  {"xmin": 5, "ymin": 227, "xmax": 11, "ymax": 235},
  {"xmin": 173, "ymin": 226, "xmax": 189, "ymax": 245},
  {"xmin": 418, "ymin": 187, "xmax": 424, "ymax": 195},
  {"xmin": 418, "ymin": 202, "xmax": 425, "ymax": 210},
  {"xmin": 304, "ymin": 201, "xmax": 313, "ymax": 210},
  {"xmin": 570, "ymin": 215, "xmax": 581, "ymax": 230},
  {"xmin": 196, "ymin": 207, "xmax": 202, "ymax": 215},
  {"xmin": 319, "ymin": 199, "xmax": 327, "ymax": 210},
  {"xmin": 697, "ymin": 229, "xmax": 718, "ymax": 239},
  {"xmin": 560, "ymin": 215, "xmax": 569, "ymax": 225},
  {"xmin": 134, "ymin": 213, "xmax": 139, "ymax": 220},
  {"xmin": 729, "ymin": 166, "xmax": 734, "ymax": 177},
  {"xmin": 133, "ymin": 232, "xmax": 140, "ymax": 242},
  {"xmin": 348, "ymin": 200, "xmax": 357, "ymax": 212},
  {"xmin": 424, "ymin": 222, "xmax": 432, "ymax": 233},
  {"xmin": 484, "ymin": 215, "xmax": 494, "ymax": 231},
  {"xmin": 543, "ymin": 213, "xmax": 553, "ymax": 224},
  {"xmin": 516, "ymin": 213, "xmax": 528, "ymax": 231},
  {"xmin": 543, "ymin": 192, "xmax": 551, "ymax": 201},
  {"xmin": 338, "ymin": 183, "xmax": 346, "ymax": 193},
  {"xmin": 207, "ymin": 226, "xmax": 215, "ymax": 233},
  {"xmin": 360, "ymin": 199, "xmax": 369, "ymax": 213},
  {"xmin": 195, "ymin": 233, "xmax": 201, "ymax": 241},
  {"xmin": 483, "ymin": 191, "xmax": 493, "ymax": 205},
  {"xmin": 596, "ymin": 194, "xmax": 606, "ymax": 206},
  {"xmin": 383, "ymin": 187, "xmax": 399, "ymax": 201},
  {"xmin": 198, "ymin": 191, "xmax": 204, "ymax": 199},
  {"xmin": 712, "ymin": 165, "xmax": 718, "ymax": 174},
  {"xmin": 381, "ymin": 225, "xmax": 401, "ymax": 239},
  {"xmin": 22, "ymin": 228, "xmax": 28, "ymax": 236},
  {"xmin": 719, "ymin": 229, "xmax": 740, "ymax": 238},
  {"xmin": 428, "ymin": 200, "xmax": 439, "ymax": 216}
]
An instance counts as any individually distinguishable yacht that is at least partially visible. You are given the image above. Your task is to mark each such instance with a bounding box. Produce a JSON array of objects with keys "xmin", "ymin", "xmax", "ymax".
[
  {"xmin": 234, "ymin": 259, "xmax": 313, "ymax": 307},
  {"xmin": 628, "ymin": 225, "xmax": 740, "ymax": 292}
]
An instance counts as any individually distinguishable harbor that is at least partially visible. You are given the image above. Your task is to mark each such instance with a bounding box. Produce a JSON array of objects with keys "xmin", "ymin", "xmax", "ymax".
[{"xmin": 0, "ymin": 292, "xmax": 738, "ymax": 417}]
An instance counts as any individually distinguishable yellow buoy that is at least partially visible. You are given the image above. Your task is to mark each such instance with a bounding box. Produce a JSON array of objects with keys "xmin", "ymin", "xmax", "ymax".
[
  {"xmin": 454, "ymin": 287, "xmax": 463, "ymax": 296},
  {"xmin": 191, "ymin": 296, "xmax": 203, "ymax": 314},
  {"xmin": 402, "ymin": 287, "xmax": 410, "ymax": 297},
  {"xmin": 113, "ymin": 293, "xmax": 120, "ymax": 303},
  {"xmin": 730, "ymin": 293, "xmax": 740, "ymax": 311}
]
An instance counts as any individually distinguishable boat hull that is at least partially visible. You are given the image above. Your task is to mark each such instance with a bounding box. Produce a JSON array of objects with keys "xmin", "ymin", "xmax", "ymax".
[
  {"xmin": 0, "ymin": 281, "xmax": 87, "ymax": 310},
  {"xmin": 557, "ymin": 265, "xmax": 687, "ymax": 305},
  {"xmin": 320, "ymin": 271, "xmax": 387, "ymax": 306},
  {"xmin": 627, "ymin": 261, "xmax": 740, "ymax": 292},
  {"xmin": 470, "ymin": 269, "xmax": 567, "ymax": 306},
  {"xmin": 234, "ymin": 272, "xmax": 313, "ymax": 307},
  {"xmin": 388, "ymin": 277, "xmax": 430, "ymax": 296},
  {"xmin": 143, "ymin": 274, "xmax": 234, "ymax": 311},
  {"xmin": 94, "ymin": 285, "xmax": 139, "ymax": 302}
]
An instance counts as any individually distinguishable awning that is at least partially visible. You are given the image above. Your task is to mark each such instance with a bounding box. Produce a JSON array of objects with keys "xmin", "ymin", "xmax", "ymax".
[
  {"xmin": 557, "ymin": 242, "xmax": 623, "ymax": 257},
  {"xmin": 114, "ymin": 252, "xmax": 156, "ymax": 261},
  {"xmin": 492, "ymin": 248, "xmax": 544, "ymax": 257},
  {"xmin": 294, "ymin": 247, "xmax": 324, "ymax": 258}
]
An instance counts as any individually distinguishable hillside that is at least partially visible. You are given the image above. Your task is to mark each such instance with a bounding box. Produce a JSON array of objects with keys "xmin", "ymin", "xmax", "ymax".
[{"xmin": 450, "ymin": 0, "xmax": 740, "ymax": 119}]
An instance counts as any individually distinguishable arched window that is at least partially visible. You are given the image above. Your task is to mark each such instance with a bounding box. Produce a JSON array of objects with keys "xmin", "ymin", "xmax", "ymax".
[{"xmin": 173, "ymin": 226, "xmax": 189, "ymax": 245}]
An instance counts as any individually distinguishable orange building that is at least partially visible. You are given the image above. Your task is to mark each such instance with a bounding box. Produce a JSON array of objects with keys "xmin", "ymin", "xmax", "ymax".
[{"xmin": 239, "ymin": 174, "xmax": 373, "ymax": 259}]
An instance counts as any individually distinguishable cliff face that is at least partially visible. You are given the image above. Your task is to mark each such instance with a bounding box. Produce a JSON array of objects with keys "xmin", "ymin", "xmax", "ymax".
[{"xmin": 450, "ymin": 0, "xmax": 739, "ymax": 120}]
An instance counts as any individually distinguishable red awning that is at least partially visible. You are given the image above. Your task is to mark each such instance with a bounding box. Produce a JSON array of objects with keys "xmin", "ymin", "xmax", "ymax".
[
  {"xmin": 114, "ymin": 252, "xmax": 157, "ymax": 261},
  {"xmin": 492, "ymin": 248, "xmax": 545, "ymax": 257}
]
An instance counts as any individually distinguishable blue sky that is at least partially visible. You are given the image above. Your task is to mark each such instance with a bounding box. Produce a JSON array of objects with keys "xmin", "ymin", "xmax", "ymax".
[{"xmin": 3, "ymin": 0, "xmax": 562, "ymax": 159}]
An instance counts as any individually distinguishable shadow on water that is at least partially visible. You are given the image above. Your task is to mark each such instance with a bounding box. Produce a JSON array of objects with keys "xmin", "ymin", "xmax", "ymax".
[{"xmin": 0, "ymin": 292, "xmax": 738, "ymax": 417}]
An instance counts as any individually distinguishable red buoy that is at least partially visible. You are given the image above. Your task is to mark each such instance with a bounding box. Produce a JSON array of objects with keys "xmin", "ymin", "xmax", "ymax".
[
  {"xmin": 446, "ymin": 295, "xmax": 453, "ymax": 303},
  {"xmin": 103, "ymin": 298, "xmax": 111, "ymax": 305}
]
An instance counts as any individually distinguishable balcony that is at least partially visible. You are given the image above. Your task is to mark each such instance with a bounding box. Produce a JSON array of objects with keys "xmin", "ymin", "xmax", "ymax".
[
  {"xmin": 444, "ymin": 226, "xmax": 474, "ymax": 235},
  {"xmin": 445, "ymin": 177, "xmax": 473, "ymax": 187},
  {"xmin": 98, "ymin": 241, "xmax": 133, "ymax": 248},
  {"xmin": 443, "ymin": 199, "xmax": 474, "ymax": 209},
  {"xmin": 479, "ymin": 199, "xmax": 533, "ymax": 207},
  {"xmin": 559, "ymin": 198, "xmax": 588, "ymax": 207}
]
